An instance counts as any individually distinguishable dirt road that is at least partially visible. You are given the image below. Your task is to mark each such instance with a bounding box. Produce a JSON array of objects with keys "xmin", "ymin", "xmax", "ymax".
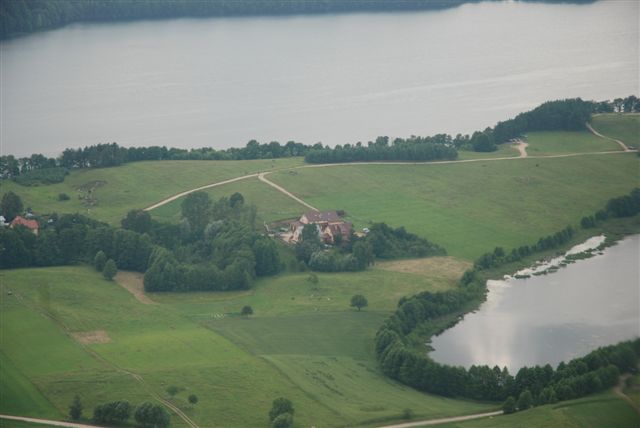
[
  {"xmin": 0, "ymin": 414, "xmax": 104, "ymax": 428},
  {"xmin": 258, "ymin": 172, "xmax": 319, "ymax": 212},
  {"xmin": 375, "ymin": 410, "xmax": 503, "ymax": 428},
  {"xmin": 586, "ymin": 122, "xmax": 631, "ymax": 151}
]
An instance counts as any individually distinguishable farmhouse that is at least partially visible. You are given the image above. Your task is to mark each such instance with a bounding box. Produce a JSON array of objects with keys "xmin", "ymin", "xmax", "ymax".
[
  {"xmin": 289, "ymin": 210, "xmax": 352, "ymax": 245},
  {"xmin": 10, "ymin": 215, "xmax": 39, "ymax": 235}
]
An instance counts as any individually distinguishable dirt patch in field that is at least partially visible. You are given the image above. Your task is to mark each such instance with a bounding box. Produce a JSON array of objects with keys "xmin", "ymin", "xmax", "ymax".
[
  {"xmin": 376, "ymin": 256, "xmax": 472, "ymax": 282},
  {"xmin": 73, "ymin": 330, "xmax": 111, "ymax": 344},
  {"xmin": 115, "ymin": 271, "xmax": 156, "ymax": 305}
]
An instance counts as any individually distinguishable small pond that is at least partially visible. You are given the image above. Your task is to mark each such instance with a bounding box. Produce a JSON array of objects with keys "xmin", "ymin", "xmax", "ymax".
[{"xmin": 429, "ymin": 234, "xmax": 640, "ymax": 371}]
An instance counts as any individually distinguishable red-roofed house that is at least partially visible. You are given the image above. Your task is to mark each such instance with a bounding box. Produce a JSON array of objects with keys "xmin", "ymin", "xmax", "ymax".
[
  {"xmin": 10, "ymin": 216, "xmax": 39, "ymax": 235},
  {"xmin": 289, "ymin": 210, "xmax": 351, "ymax": 245}
]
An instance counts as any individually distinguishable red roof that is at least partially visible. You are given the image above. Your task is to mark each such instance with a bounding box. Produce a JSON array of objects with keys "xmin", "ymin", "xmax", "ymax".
[{"xmin": 10, "ymin": 216, "xmax": 39, "ymax": 230}]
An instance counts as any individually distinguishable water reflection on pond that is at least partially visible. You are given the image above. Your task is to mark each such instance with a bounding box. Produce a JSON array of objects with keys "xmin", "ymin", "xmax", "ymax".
[{"xmin": 429, "ymin": 235, "xmax": 640, "ymax": 371}]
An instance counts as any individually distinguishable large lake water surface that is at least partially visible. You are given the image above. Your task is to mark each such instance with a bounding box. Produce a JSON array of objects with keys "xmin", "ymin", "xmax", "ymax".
[
  {"xmin": 1, "ymin": 0, "xmax": 638, "ymax": 156},
  {"xmin": 429, "ymin": 234, "xmax": 640, "ymax": 371}
]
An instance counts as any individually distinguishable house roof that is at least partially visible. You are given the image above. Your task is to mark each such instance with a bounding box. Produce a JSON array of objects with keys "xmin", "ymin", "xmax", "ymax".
[
  {"xmin": 328, "ymin": 222, "xmax": 352, "ymax": 237},
  {"xmin": 302, "ymin": 210, "xmax": 340, "ymax": 223},
  {"xmin": 10, "ymin": 216, "xmax": 39, "ymax": 230}
]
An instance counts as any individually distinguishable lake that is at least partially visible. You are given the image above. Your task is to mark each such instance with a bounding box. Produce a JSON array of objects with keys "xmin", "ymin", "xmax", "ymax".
[
  {"xmin": 429, "ymin": 234, "xmax": 640, "ymax": 371},
  {"xmin": 1, "ymin": 0, "xmax": 638, "ymax": 157}
]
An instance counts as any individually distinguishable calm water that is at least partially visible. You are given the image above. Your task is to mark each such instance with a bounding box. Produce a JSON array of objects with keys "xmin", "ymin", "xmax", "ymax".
[
  {"xmin": 429, "ymin": 235, "xmax": 640, "ymax": 371},
  {"xmin": 1, "ymin": 1, "xmax": 638, "ymax": 157}
]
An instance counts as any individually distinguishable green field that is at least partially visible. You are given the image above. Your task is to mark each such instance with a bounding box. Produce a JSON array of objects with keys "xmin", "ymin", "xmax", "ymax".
[
  {"xmin": 267, "ymin": 150, "xmax": 638, "ymax": 260},
  {"xmin": 440, "ymin": 392, "xmax": 639, "ymax": 428},
  {"xmin": 0, "ymin": 263, "xmax": 494, "ymax": 427},
  {"xmin": 524, "ymin": 131, "xmax": 622, "ymax": 155},
  {"xmin": 0, "ymin": 158, "xmax": 303, "ymax": 225},
  {"xmin": 592, "ymin": 113, "xmax": 640, "ymax": 147}
]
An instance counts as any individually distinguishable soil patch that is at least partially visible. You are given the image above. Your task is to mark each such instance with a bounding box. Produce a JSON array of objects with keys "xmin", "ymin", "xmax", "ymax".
[
  {"xmin": 115, "ymin": 271, "xmax": 156, "ymax": 305},
  {"xmin": 72, "ymin": 330, "xmax": 111, "ymax": 345},
  {"xmin": 376, "ymin": 256, "xmax": 471, "ymax": 282}
]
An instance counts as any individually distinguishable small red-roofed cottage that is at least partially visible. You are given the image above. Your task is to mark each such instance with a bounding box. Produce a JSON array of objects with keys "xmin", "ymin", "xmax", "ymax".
[{"xmin": 10, "ymin": 215, "xmax": 39, "ymax": 235}]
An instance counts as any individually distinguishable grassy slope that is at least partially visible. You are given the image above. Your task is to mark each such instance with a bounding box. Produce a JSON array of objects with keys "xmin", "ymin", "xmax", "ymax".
[
  {"xmin": 151, "ymin": 176, "xmax": 308, "ymax": 224},
  {"xmin": 439, "ymin": 392, "xmax": 639, "ymax": 428},
  {"xmin": 268, "ymin": 151, "xmax": 639, "ymax": 260},
  {"xmin": 524, "ymin": 131, "xmax": 621, "ymax": 155},
  {"xmin": 0, "ymin": 263, "xmax": 493, "ymax": 428},
  {"xmin": 592, "ymin": 113, "xmax": 640, "ymax": 147},
  {"xmin": 0, "ymin": 158, "xmax": 303, "ymax": 225}
]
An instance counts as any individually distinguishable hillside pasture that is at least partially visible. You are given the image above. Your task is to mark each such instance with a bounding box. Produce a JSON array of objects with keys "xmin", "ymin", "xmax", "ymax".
[
  {"xmin": 524, "ymin": 131, "xmax": 622, "ymax": 155},
  {"xmin": 267, "ymin": 151, "xmax": 639, "ymax": 260},
  {"xmin": 0, "ymin": 158, "xmax": 303, "ymax": 225}
]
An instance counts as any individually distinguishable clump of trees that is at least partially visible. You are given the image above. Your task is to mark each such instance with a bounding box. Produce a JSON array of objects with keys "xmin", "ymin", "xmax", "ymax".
[
  {"xmin": 269, "ymin": 397, "xmax": 294, "ymax": 428},
  {"xmin": 143, "ymin": 192, "xmax": 281, "ymax": 292},
  {"xmin": 305, "ymin": 135, "xmax": 458, "ymax": 163},
  {"xmin": 0, "ymin": 191, "xmax": 281, "ymax": 295},
  {"xmin": 134, "ymin": 402, "xmax": 170, "ymax": 428},
  {"xmin": 93, "ymin": 400, "xmax": 132, "ymax": 424},
  {"xmin": 14, "ymin": 167, "xmax": 68, "ymax": 186}
]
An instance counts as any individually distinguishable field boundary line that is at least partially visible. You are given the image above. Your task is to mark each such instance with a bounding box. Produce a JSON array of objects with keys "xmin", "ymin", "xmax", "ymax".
[{"xmin": 375, "ymin": 410, "xmax": 503, "ymax": 428}]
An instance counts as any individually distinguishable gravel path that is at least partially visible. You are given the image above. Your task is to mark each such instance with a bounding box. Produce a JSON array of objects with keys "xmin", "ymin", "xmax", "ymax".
[{"xmin": 375, "ymin": 410, "xmax": 503, "ymax": 428}]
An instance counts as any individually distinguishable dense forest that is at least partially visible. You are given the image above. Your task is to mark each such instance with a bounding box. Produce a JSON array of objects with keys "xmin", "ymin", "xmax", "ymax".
[{"xmin": 0, "ymin": 0, "xmax": 477, "ymax": 39}]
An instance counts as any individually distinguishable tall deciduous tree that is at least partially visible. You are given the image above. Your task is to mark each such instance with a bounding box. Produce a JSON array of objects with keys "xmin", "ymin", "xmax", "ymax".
[
  {"xmin": 103, "ymin": 259, "xmax": 117, "ymax": 281},
  {"xmin": 1, "ymin": 191, "xmax": 23, "ymax": 221},
  {"xmin": 269, "ymin": 397, "xmax": 294, "ymax": 422},
  {"xmin": 69, "ymin": 395, "xmax": 83, "ymax": 421},
  {"xmin": 181, "ymin": 192, "xmax": 211, "ymax": 237},
  {"xmin": 350, "ymin": 294, "xmax": 368, "ymax": 311}
]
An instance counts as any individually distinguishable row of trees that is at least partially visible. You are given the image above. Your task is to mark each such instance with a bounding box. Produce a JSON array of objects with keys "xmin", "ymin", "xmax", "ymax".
[
  {"xmin": 0, "ymin": 140, "xmax": 316, "ymax": 180},
  {"xmin": 581, "ymin": 188, "xmax": 640, "ymax": 229},
  {"xmin": 69, "ymin": 395, "xmax": 169, "ymax": 427},
  {"xmin": 294, "ymin": 221, "xmax": 445, "ymax": 273},
  {"xmin": 304, "ymin": 135, "xmax": 459, "ymax": 163}
]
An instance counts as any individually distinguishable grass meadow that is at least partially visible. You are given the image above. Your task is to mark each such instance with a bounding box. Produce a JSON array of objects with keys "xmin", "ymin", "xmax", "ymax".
[
  {"xmin": 0, "ymin": 263, "xmax": 496, "ymax": 428},
  {"xmin": 524, "ymin": 131, "xmax": 622, "ymax": 155},
  {"xmin": 268, "ymin": 150, "xmax": 639, "ymax": 260}
]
